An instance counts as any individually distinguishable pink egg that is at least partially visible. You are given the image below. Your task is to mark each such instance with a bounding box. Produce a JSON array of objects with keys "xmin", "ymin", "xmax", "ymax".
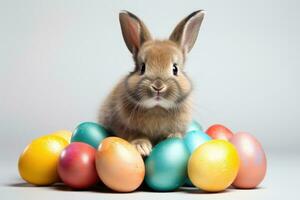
[
  {"xmin": 230, "ymin": 132, "xmax": 267, "ymax": 189},
  {"xmin": 57, "ymin": 142, "xmax": 99, "ymax": 189}
]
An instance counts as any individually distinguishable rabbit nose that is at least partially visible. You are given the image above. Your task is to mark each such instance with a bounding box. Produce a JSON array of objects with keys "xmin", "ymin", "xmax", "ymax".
[
  {"xmin": 151, "ymin": 80, "xmax": 166, "ymax": 92},
  {"xmin": 151, "ymin": 85, "xmax": 164, "ymax": 92}
]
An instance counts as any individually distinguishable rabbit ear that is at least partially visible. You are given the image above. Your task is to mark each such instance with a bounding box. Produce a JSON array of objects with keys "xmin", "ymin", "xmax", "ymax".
[
  {"xmin": 119, "ymin": 11, "xmax": 152, "ymax": 55},
  {"xmin": 169, "ymin": 10, "xmax": 205, "ymax": 53}
]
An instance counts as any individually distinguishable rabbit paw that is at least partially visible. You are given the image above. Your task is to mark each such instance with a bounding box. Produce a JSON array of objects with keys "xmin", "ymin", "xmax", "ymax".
[
  {"xmin": 167, "ymin": 132, "xmax": 183, "ymax": 139},
  {"xmin": 131, "ymin": 138, "xmax": 152, "ymax": 156}
]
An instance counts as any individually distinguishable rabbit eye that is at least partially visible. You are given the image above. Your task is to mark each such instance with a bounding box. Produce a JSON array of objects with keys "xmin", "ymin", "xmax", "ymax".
[
  {"xmin": 173, "ymin": 63, "xmax": 178, "ymax": 76},
  {"xmin": 140, "ymin": 63, "xmax": 146, "ymax": 75}
]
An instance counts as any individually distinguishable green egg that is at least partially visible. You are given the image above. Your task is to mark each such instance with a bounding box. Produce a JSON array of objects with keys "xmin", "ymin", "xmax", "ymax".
[
  {"xmin": 145, "ymin": 138, "xmax": 190, "ymax": 191},
  {"xmin": 71, "ymin": 122, "xmax": 109, "ymax": 149}
]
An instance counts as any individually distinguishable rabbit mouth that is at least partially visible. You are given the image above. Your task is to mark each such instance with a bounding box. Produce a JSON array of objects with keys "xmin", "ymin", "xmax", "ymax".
[
  {"xmin": 154, "ymin": 92, "xmax": 162, "ymax": 101},
  {"xmin": 141, "ymin": 95, "xmax": 175, "ymax": 109}
]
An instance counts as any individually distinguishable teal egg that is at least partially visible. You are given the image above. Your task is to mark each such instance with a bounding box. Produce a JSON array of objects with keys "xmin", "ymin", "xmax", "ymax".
[
  {"xmin": 183, "ymin": 130, "xmax": 211, "ymax": 153},
  {"xmin": 183, "ymin": 130, "xmax": 211, "ymax": 186},
  {"xmin": 145, "ymin": 138, "xmax": 190, "ymax": 191},
  {"xmin": 71, "ymin": 122, "xmax": 109, "ymax": 149},
  {"xmin": 186, "ymin": 120, "xmax": 203, "ymax": 132}
]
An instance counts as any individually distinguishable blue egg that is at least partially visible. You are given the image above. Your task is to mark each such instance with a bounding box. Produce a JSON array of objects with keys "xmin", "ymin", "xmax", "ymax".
[
  {"xmin": 145, "ymin": 138, "xmax": 190, "ymax": 191},
  {"xmin": 186, "ymin": 120, "xmax": 203, "ymax": 132},
  {"xmin": 183, "ymin": 130, "xmax": 211, "ymax": 153},
  {"xmin": 183, "ymin": 130, "xmax": 211, "ymax": 186},
  {"xmin": 71, "ymin": 122, "xmax": 109, "ymax": 149}
]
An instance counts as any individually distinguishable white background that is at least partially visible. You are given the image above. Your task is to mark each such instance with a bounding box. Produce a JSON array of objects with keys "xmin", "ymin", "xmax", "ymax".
[
  {"xmin": 1, "ymin": 0, "xmax": 299, "ymax": 158},
  {"xmin": 0, "ymin": 1, "xmax": 299, "ymax": 199}
]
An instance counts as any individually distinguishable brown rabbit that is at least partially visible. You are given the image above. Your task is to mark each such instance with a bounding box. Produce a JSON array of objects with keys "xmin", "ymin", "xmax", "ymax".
[{"xmin": 99, "ymin": 10, "xmax": 205, "ymax": 156}]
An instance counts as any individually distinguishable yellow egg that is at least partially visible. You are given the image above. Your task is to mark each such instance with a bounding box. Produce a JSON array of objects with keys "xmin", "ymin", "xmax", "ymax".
[
  {"xmin": 18, "ymin": 135, "xmax": 68, "ymax": 185},
  {"xmin": 49, "ymin": 130, "xmax": 72, "ymax": 143},
  {"xmin": 188, "ymin": 140, "xmax": 240, "ymax": 192}
]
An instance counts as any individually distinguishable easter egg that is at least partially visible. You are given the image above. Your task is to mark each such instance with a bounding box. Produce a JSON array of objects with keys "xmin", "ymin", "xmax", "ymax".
[
  {"xmin": 186, "ymin": 120, "xmax": 203, "ymax": 132},
  {"xmin": 95, "ymin": 137, "xmax": 145, "ymax": 192},
  {"xmin": 206, "ymin": 124, "xmax": 233, "ymax": 141},
  {"xmin": 183, "ymin": 130, "xmax": 211, "ymax": 153},
  {"xmin": 230, "ymin": 132, "xmax": 267, "ymax": 189},
  {"xmin": 145, "ymin": 138, "xmax": 190, "ymax": 191},
  {"xmin": 71, "ymin": 122, "xmax": 109, "ymax": 149},
  {"xmin": 183, "ymin": 130, "xmax": 211, "ymax": 186},
  {"xmin": 188, "ymin": 140, "xmax": 240, "ymax": 192},
  {"xmin": 18, "ymin": 135, "xmax": 68, "ymax": 185},
  {"xmin": 49, "ymin": 130, "xmax": 72, "ymax": 143},
  {"xmin": 57, "ymin": 142, "xmax": 99, "ymax": 189}
]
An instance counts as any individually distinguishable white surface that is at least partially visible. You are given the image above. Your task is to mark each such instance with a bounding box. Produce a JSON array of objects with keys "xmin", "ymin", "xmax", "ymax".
[{"xmin": 1, "ymin": 153, "xmax": 298, "ymax": 200}]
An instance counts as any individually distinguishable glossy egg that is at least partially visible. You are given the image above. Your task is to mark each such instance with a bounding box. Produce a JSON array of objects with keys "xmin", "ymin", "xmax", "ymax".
[
  {"xmin": 183, "ymin": 130, "xmax": 211, "ymax": 153},
  {"xmin": 57, "ymin": 142, "xmax": 99, "ymax": 189},
  {"xmin": 183, "ymin": 130, "xmax": 212, "ymax": 186},
  {"xmin": 18, "ymin": 135, "xmax": 68, "ymax": 185},
  {"xmin": 49, "ymin": 130, "xmax": 72, "ymax": 143},
  {"xmin": 145, "ymin": 138, "xmax": 190, "ymax": 191},
  {"xmin": 206, "ymin": 124, "xmax": 233, "ymax": 141},
  {"xmin": 186, "ymin": 120, "xmax": 203, "ymax": 132},
  {"xmin": 95, "ymin": 137, "xmax": 145, "ymax": 192},
  {"xmin": 71, "ymin": 122, "xmax": 109, "ymax": 149},
  {"xmin": 230, "ymin": 132, "xmax": 267, "ymax": 189},
  {"xmin": 188, "ymin": 140, "xmax": 240, "ymax": 192}
]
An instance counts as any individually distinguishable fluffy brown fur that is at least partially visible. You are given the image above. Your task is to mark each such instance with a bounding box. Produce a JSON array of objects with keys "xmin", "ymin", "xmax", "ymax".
[{"xmin": 99, "ymin": 10, "xmax": 205, "ymax": 156}]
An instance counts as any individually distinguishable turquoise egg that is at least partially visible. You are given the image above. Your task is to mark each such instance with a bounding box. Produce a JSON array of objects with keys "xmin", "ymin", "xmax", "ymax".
[
  {"xmin": 145, "ymin": 138, "xmax": 190, "ymax": 191},
  {"xmin": 186, "ymin": 120, "xmax": 203, "ymax": 132},
  {"xmin": 71, "ymin": 122, "xmax": 109, "ymax": 149},
  {"xmin": 183, "ymin": 130, "xmax": 211, "ymax": 186},
  {"xmin": 183, "ymin": 130, "xmax": 211, "ymax": 153}
]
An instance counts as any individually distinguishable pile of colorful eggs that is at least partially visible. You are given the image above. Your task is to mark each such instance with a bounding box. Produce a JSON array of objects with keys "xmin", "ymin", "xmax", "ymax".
[{"xmin": 18, "ymin": 121, "xmax": 267, "ymax": 192}]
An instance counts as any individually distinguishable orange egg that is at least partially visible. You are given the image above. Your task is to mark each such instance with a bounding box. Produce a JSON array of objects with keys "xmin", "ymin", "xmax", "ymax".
[{"xmin": 95, "ymin": 137, "xmax": 145, "ymax": 192}]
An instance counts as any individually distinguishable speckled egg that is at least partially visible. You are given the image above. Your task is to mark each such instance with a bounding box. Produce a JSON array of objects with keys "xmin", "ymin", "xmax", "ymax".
[
  {"xmin": 230, "ymin": 132, "xmax": 267, "ymax": 189},
  {"xmin": 188, "ymin": 140, "xmax": 240, "ymax": 192},
  {"xmin": 95, "ymin": 137, "xmax": 145, "ymax": 192}
]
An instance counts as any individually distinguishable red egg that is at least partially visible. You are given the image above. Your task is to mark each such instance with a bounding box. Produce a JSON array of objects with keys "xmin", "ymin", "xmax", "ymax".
[
  {"xmin": 206, "ymin": 124, "xmax": 234, "ymax": 141},
  {"xmin": 230, "ymin": 132, "xmax": 267, "ymax": 189},
  {"xmin": 57, "ymin": 142, "xmax": 99, "ymax": 189}
]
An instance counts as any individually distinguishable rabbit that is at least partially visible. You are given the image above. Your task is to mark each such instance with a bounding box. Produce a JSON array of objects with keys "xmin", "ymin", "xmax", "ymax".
[{"xmin": 98, "ymin": 10, "xmax": 205, "ymax": 156}]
